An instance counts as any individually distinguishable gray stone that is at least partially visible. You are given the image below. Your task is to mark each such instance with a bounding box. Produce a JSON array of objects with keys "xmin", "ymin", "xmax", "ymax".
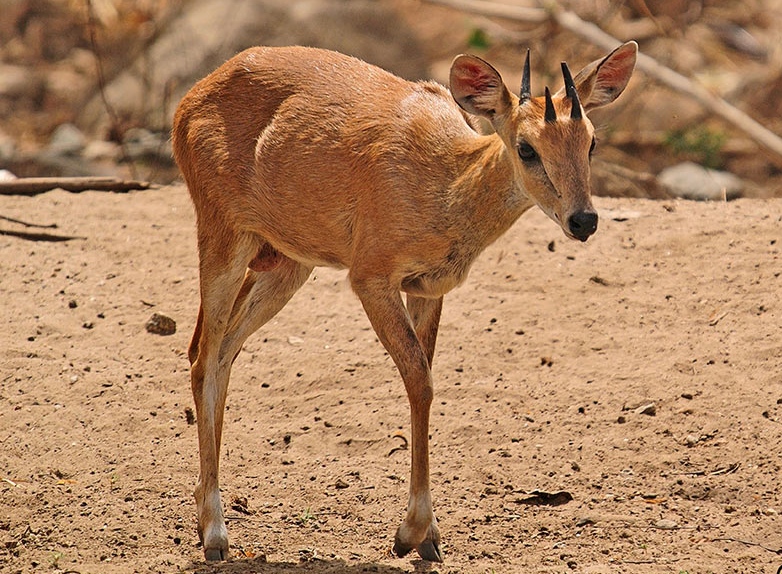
[
  {"xmin": 47, "ymin": 123, "xmax": 86, "ymax": 156},
  {"xmin": 122, "ymin": 128, "xmax": 171, "ymax": 160},
  {"xmin": 82, "ymin": 139, "xmax": 121, "ymax": 161},
  {"xmin": 658, "ymin": 161, "xmax": 744, "ymax": 201},
  {"xmin": 0, "ymin": 130, "xmax": 16, "ymax": 162},
  {"xmin": 0, "ymin": 64, "xmax": 42, "ymax": 99}
]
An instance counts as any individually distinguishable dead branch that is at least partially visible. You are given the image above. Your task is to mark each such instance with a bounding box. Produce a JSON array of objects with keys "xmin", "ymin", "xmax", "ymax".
[
  {"xmin": 424, "ymin": 0, "xmax": 782, "ymax": 168},
  {"xmin": 427, "ymin": 0, "xmax": 547, "ymax": 23},
  {"xmin": 0, "ymin": 215, "xmax": 57, "ymax": 229},
  {"xmin": 0, "ymin": 229, "xmax": 84, "ymax": 242},
  {"xmin": 387, "ymin": 432, "xmax": 409, "ymax": 456},
  {"xmin": 711, "ymin": 536, "xmax": 782, "ymax": 555},
  {"xmin": 85, "ymin": 0, "xmax": 137, "ymax": 178},
  {"xmin": 0, "ymin": 177, "xmax": 151, "ymax": 196}
]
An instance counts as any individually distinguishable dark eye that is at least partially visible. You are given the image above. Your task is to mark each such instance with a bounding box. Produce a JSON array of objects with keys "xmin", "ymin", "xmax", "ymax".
[
  {"xmin": 589, "ymin": 137, "xmax": 596, "ymax": 156},
  {"xmin": 518, "ymin": 142, "xmax": 538, "ymax": 162}
]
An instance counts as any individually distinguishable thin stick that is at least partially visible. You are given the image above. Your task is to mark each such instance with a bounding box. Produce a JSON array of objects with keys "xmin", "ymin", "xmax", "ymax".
[
  {"xmin": 427, "ymin": 0, "xmax": 547, "ymax": 22},
  {"xmin": 711, "ymin": 537, "xmax": 782, "ymax": 555},
  {"xmin": 0, "ymin": 177, "xmax": 150, "ymax": 196},
  {"xmin": 424, "ymin": 0, "xmax": 782, "ymax": 168},
  {"xmin": 0, "ymin": 215, "xmax": 57, "ymax": 229},
  {"xmin": 84, "ymin": 0, "xmax": 138, "ymax": 178},
  {"xmin": 0, "ymin": 229, "xmax": 84, "ymax": 242}
]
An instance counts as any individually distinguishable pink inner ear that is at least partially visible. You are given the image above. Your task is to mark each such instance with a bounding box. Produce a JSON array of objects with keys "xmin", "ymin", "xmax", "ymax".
[
  {"xmin": 600, "ymin": 48, "xmax": 635, "ymax": 83},
  {"xmin": 454, "ymin": 64, "xmax": 497, "ymax": 94}
]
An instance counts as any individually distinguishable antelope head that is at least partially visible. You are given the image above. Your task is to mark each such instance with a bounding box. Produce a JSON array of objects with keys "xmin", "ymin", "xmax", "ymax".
[{"xmin": 450, "ymin": 41, "xmax": 638, "ymax": 241}]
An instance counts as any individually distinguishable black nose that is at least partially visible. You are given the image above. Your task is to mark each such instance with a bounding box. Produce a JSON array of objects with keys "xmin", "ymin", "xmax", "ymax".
[{"xmin": 568, "ymin": 210, "xmax": 598, "ymax": 241}]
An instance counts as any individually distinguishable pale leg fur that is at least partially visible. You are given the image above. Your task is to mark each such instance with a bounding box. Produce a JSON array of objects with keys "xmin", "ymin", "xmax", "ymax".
[{"xmin": 190, "ymin": 233, "xmax": 312, "ymax": 560}]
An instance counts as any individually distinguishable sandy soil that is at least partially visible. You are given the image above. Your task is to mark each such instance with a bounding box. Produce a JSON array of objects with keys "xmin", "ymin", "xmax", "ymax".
[{"xmin": 1, "ymin": 186, "xmax": 781, "ymax": 574}]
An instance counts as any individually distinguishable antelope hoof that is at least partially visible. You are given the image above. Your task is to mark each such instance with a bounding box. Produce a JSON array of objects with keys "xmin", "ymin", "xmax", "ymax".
[
  {"xmin": 392, "ymin": 533, "xmax": 415, "ymax": 559},
  {"xmin": 204, "ymin": 547, "xmax": 228, "ymax": 562},
  {"xmin": 393, "ymin": 523, "xmax": 443, "ymax": 562},
  {"xmin": 416, "ymin": 538, "xmax": 443, "ymax": 562},
  {"xmin": 197, "ymin": 518, "xmax": 229, "ymax": 561}
]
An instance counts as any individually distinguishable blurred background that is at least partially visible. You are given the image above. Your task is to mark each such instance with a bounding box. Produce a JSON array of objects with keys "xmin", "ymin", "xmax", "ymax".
[{"xmin": 1, "ymin": 0, "xmax": 781, "ymax": 199}]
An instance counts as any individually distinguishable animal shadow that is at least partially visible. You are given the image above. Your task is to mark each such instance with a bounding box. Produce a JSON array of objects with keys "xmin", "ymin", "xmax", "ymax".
[{"xmin": 189, "ymin": 555, "xmax": 427, "ymax": 574}]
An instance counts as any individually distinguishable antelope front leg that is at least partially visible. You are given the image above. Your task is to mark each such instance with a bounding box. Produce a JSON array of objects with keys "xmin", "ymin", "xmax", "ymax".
[
  {"xmin": 393, "ymin": 384, "xmax": 441, "ymax": 563},
  {"xmin": 352, "ymin": 279, "xmax": 442, "ymax": 562}
]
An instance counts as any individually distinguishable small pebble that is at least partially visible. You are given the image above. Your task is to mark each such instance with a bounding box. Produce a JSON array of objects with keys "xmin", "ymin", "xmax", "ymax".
[
  {"xmin": 635, "ymin": 403, "xmax": 657, "ymax": 416},
  {"xmin": 654, "ymin": 519, "xmax": 678, "ymax": 530},
  {"xmin": 145, "ymin": 312, "xmax": 176, "ymax": 336}
]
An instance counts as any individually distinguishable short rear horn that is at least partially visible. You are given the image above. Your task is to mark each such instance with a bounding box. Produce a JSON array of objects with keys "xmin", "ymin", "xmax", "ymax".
[
  {"xmin": 544, "ymin": 87, "xmax": 556, "ymax": 123},
  {"xmin": 560, "ymin": 62, "xmax": 582, "ymax": 120}
]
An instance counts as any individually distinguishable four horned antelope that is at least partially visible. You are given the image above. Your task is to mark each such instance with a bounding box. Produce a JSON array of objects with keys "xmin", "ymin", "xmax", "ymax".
[{"xmin": 172, "ymin": 41, "xmax": 637, "ymax": 562}]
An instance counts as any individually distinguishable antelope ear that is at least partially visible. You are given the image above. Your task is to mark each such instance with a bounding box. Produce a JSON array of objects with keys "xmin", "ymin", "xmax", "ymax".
[
  {"xmin": 568, "ymin": 41, "xmax": 638, "ymax": 111},
  {"xmin": 450, "ymin": 54, "xmax": 512, "ymax": 119}
]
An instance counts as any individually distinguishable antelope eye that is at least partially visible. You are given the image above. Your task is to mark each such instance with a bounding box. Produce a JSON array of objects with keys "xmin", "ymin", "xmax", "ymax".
[
  {"xmin": 589, "ymin": 137, "xmax": 596, "ymax": 155},
  {"xmin": 518, "ymin": 142, "xmax": 538, "ymax": 162}
]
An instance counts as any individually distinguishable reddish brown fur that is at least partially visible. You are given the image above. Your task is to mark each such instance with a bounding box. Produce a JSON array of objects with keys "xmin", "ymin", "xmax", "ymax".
[
  {"xmin": 248, "ymin": 243, "xmax": 282, "ymax": 272},
  {"xmin": 172, "ymin": 43, "xmax": 636, "ymax": 562}
]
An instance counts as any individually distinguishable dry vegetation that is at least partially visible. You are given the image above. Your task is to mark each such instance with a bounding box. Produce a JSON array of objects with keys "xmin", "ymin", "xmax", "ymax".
[{"xmin": 2, "ymin": 0, "xmax": 782, "ymax": 194}]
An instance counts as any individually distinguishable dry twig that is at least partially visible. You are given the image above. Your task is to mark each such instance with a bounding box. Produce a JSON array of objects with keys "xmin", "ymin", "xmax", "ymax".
[
  {"xmin": 712, "ymin": 536, "xmax": 782, "ymax": 555},
  {"xmin": 85, "ymin": 0, "xmax": 137, "ymax": 178},
  {"xmin": 0, "ymin": 229, "xmax": 83, "ymax": 242},
  {"xmin": 387, "ymin": 432, "xmax": 409, "ymax": 456},
  {"xmin": 0, "ymin": 215, "xmax": 57, "ymax": 228},
  {"xmin": 0, "ymin": 176, "xmax": 150, "ymax": 196}
]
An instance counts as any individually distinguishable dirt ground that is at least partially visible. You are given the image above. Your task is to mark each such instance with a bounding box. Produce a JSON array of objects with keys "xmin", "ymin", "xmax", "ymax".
[{"xmin": 1, "ymin": 186, "xmax": 781, "ymax": 574}]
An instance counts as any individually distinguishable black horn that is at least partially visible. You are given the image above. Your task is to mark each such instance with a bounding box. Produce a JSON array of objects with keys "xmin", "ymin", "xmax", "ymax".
[
  {"xmin": 520, "ymin": 49, "xmax": 531, "ymax": 104},
  {"xmin": 544, "ymin": 86, "xmax": 556, "ymax": 123},
  {"xmin": 561, "ymin": 62, "xmax": 582, "ymax": 120}
]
